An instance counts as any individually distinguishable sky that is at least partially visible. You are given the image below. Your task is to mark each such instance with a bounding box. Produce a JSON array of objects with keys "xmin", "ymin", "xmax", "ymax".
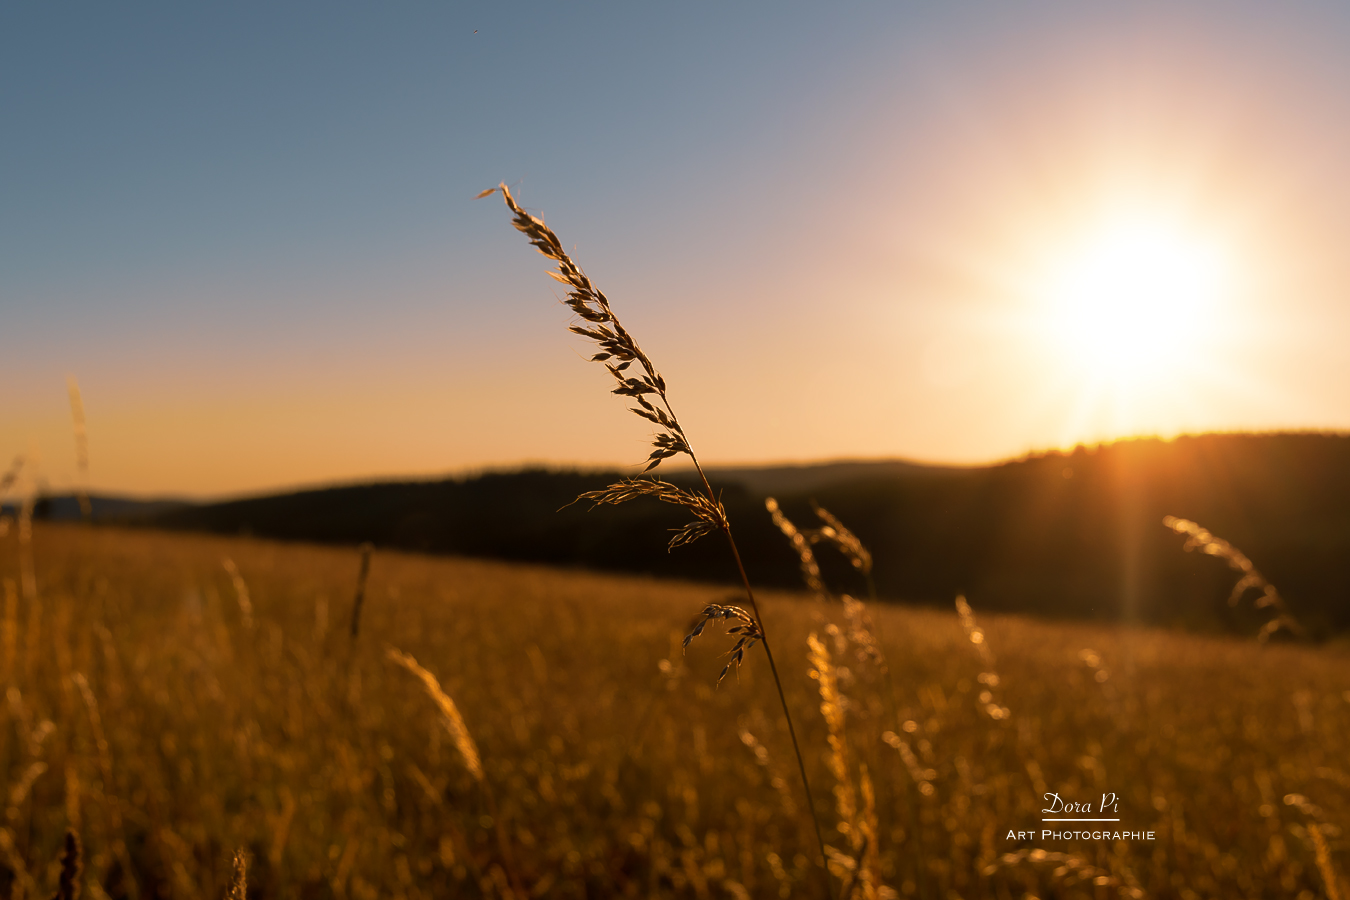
[{"xmin": 4, "ymin": 2, "xmax": 1350, "ymax": 499}]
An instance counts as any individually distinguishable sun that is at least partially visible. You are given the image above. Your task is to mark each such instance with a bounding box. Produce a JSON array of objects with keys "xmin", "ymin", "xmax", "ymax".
[{"xmin": 1043, "ymin": 216, "xmax": 1229, "ymax": 383}]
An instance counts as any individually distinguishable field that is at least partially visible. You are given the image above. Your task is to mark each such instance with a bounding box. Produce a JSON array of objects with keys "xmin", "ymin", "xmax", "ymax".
[{"xmin": 0, "ymin": 523, "xmax": 1347, "ymax": 899}]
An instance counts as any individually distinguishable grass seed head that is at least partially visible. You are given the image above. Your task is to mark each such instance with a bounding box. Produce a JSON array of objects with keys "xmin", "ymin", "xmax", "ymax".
[
  {"xmin": 765, "ymin": 498, "xmax": 825, "ymax": 596},
  {"xmin": 1163, "ymin": 516, "xmax": 1304, "ymax": 641},
  {"xmin": 683, "ymin": 605, "xmax": 763, "ymax": 683},
  {"xmin": 386, "ymin": 647, "xmax": 484, "ymax": 782},
  {"xmin": 482, "ymin": 183, "xmax": 691, "ymax": 475},
  {"xmin": 51, "ymin": 829, "xmax": 81, "ymax": 900},
  {"xmin": 229, "ymin": 848, "xmax": 247, "ymax": 900},
  {"xmin": 579, "ymin": 479, "xmax": 728, "ymax": 551},
  {"xmin": 808, "ymin": 502, "xmax": 872, "ymax": 577}
]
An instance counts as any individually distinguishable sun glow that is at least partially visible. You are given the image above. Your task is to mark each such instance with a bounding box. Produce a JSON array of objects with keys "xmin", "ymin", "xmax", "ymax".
[{"xmin": 1043, "ymin": 217, "xmax": 1229, "ymax": 382}]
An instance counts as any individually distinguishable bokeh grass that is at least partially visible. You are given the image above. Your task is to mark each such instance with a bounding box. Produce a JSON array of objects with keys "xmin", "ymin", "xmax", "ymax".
[{"xmin": 0, "ymin": 523, "xmax": 1346, "ymax": 898}]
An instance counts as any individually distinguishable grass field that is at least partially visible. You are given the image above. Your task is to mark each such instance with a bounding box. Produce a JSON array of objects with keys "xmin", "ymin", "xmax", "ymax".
[{"xmin": 0, "ymin": 522, "xmax": 1347, "ymax": 899}]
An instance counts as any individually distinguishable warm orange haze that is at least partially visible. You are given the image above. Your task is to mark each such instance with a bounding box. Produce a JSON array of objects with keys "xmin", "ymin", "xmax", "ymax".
[
  {"xmin": 3, "ymin": 180, "xmax": 1338, "ymax": 500},
  {"xmin": 6, "ymin": 9, "xmax": 1350, "ymax": 498},
  {"xmin": 3, "ymin": 5, "xmax": 1350, "ymax": 900}
]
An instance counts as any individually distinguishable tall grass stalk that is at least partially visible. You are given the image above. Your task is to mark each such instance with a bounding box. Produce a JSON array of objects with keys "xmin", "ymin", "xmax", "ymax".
[
  {"xmin": 66, "ymin": 376, "xmax": 92, "ymax": 523},
  {"xmin": 349, "ymin": 542, "xmax": 374, "ymax": 640},
  {"xmin": 54, "ymin": 829, "xmax": 82, "ymax": 900},
  {"xmin": 386, "ymin": 646, "xmax": 524, "ymax": 899},
  {"xmin": 72, "ymin": 672, "xmax": 137, "ymax": 899},
  {"xmin": 230, "ymin": 848, "xmax": 248, "ymax": 900},
  {"xmin": 1162, "ymin": 516, "xmax": 1304, "ymax": 641},
  {"xmin": 765, "ymin": 499, "xmax": 900, "ymax": 724},
  {"xmin": 482, "ymin": 183, "xmax": 832, "ymax": 893}
]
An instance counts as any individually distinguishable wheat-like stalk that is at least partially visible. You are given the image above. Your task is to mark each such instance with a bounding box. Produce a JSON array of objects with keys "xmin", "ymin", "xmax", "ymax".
[
  {"xmin": 880, "ymin": 730, "xmax": 935, "ymax": 797},
  {"xmin": 1308, "ymin": 822, "xmax": 1345, "ymax": 900},
  {"xmin": 484, "ymin": 182, "xmax": 831, "ymax": 891},
  {"xmin": 684, "ymin": 604, "xmax": 763, "ymax": 684},
  {"xmin": 1284, "ymin": 793, "xmax": 1347, "ymax": 900},
  {"xmin": 478, "ymin": 187, "xmax": 685, "ymax": 467},
  {"xmin": 1163, "ymin": 516, "xmax": 1304, "ymax": 641},
  {"xmin": 765, "ymin": 497, "xmax": 875, "ymax": 598},
  {"xmin": 349, "ymin": 542, "xmax": 374, "ymax": 640},
  {"xmin": 385, "ymin": 647, "xmax": 482, "ymax": 781},
  {"xmin": 808, "ymin": 501, "xmax": 872, "ymax": 578},
  {"xmin": 854, "ymin": 764, "xmax": 881, "ymax": 900},
  {"xmin": 955, "ymin": 595, "xmax": 1010, "ymax": 720},
  {"xmin": 53, "ymin": 829, "xmax": 82, "ymax": 900},
  {"xmin": 0, "ymin": 454, "xmax": 23, "ymax": 543},
  {"xmin": 18, "ymin": 495, "xmax": 37, "ymax": 606},
  {"xmin": 7, "ymin": 760, "xmax": 48, "ymax": 816},
  {"xmin": 2, "ymin": 578, "xmax": 16, "ymax": 687},
  {"xmin": 66, "ymin": 376, "xmax": 92, "ymax": 523},
  {"xmin": 768, "ymin": 503, "xmax": 902, "ymax": 895},
  {"xmin": 767, "ymin": 501, "xmax": 895, "ymax": 705},
  {"xmin": 72, "ymin": 672, "xmax": 138, "ymax": 899},
  {"xmin": 64, "ymin": 764, "xmax": 82, "ymax": 841},
  {"xmin": 0, "ymin": 826, "xmax": 36, "ymax": 898},
  {"xmin": 229, "ymin": 848, "xmax": 248, "ymax": 900},
  {"xmin": 221, "ymin": 558, "xmax": 255, "ymax": 631},
  {"xmin": 738, "ymin": 728, "xmax": 799, "ymax": 816},
  {"xmin": 766, "ymin": 497, "xmax": 825, "ymax": 597},
  {"xmin": 0, "ymin": 455, "xmax": 23, "ymax": 496},
  {"xmin": 0, "ymin": 456, "xmax": 25, "ymax": 541},
  {"xmin": 809, "ymin": 632, "xmax": 857, "ymax": 840},
  {"xmin": 808, "ymin": 631, "xmax": 885, "ymax": 899},
  {"xmin": 0, "ymin": 749, "xmax": 50, "ymax": 900},
  {"xmin": 485, "ymin": 182, "xmax": 732, "ymax": 550},
  {"xmin": 580, "ymin": 479, "xmax": 728, "ymax": 551},
  {"xmin": 385, "ymin": 646, "xmax": 523, "ymax": 897},
  {"xmin": 482, "ymin": 182, "xmax": 735, "ymax": 602},
  {"xmin": 840, "ymin": 595, "xmax": 886, "ymax": 675}
]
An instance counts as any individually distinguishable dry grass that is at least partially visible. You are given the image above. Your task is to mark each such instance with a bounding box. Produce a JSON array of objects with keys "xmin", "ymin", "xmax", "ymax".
[
  {"xmin": 483, "ymin": 182, "xmax": 832, "ymax": 888},
  {"xmin": 229, "ymin": 848, "xmax": 246, "ymax": 900},
  {"xmin": 765, "ymin": 499, "xmax": 825, "ymax": 599},
  {"xmin": 384, "ymin": 649, "xmax": 483, "ymax": 783},
  {"xmin": 0, "ymin": 522, "xmax": 1345, "ymax": 898},
  {"xmin": 66, "ymin": 377, "xmax": 92, "ymax": 524},
  {"xmin": 1, "ymin": 191, "xmax": 1345, "ymax": 897},
  {"xmin": 1163, "ymin": 516, "xmax": 1304, "ymax": 641},
  {"xmin": 807, "ymin": 629, "xmax": 883, "ymax": 899},
  {"xmin": 54, "ymin": 829, "xmax": 82, "ymax": 900},
  {"xmin": 349, "ymin": 542, "xmax": 374, "ymax": 640}
]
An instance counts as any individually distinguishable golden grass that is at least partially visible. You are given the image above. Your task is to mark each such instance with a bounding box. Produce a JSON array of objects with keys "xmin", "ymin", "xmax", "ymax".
[
  {"xmin": 349, "ymin": 542, "xmax": 374, "ymax": 640},
  {"xmin": 0, "ymin": 522, "xmax": 1345, "ymax": 898},
  {"xmin": 66, "ymin": 376, "xmax": 92, "ymax": 524},
  {"xmin": 385, "ymin": 648, "xmax": 483, "ymax": 783},
  {"xmin": 1163, "ymin": 516, "xmax": 1304, "ymax": 641},
  {"xmin": 485, "ymin": 182, "xmax": 833, "ymax": 888},
  {"xmin": 54, "ymin": 829, "xmax": 82, "ymax": 900},
  {"xmin": 807, "ymin": 630, "xmax": 883, "ymax": 899},
  {"xmin": 229, "ymin": 848, "xmax": 246, "ymax": 900},
  {"xmin": 765, "ymin": 499, "xmax": 825, "ymax": 599}
]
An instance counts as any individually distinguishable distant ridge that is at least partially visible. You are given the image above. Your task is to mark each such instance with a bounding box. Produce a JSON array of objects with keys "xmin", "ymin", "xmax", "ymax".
[
  {"xmin": 698, "ymin": 458, "xmax": 968, "ymax": 496},
  {"xmin": 8, "ymin": 494, "xmax": 190, "ymax": 521},
  {"xmin": 104, "ymin": 432, "xmax": 1350, "ymax": 636}
]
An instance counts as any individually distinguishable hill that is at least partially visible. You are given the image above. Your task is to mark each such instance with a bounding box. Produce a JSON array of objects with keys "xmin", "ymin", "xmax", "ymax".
[
  {"xmin": 18, "ymin": 493, "xmax": 191, "ymax": 521},
  {"xmin": 128, "ymin": 432, "xmax": 1350, "ymax": 635}
]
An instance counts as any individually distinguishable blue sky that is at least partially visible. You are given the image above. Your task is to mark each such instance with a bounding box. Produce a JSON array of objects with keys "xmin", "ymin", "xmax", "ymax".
[{"xmin": 5, "ymin": 3, "xmax": 1350, "ymax": 496}]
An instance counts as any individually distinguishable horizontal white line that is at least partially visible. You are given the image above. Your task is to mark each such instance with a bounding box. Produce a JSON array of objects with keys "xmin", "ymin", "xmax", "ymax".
[{"xmin": 1041, "ymin": 818, "xmax": 1121, "ymax": 822}]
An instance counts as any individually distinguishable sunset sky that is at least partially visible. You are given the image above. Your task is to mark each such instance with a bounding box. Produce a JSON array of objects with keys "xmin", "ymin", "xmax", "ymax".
[{"xmin": 5, "ymin": 3, "xmax": 1350, "ymax": 499}]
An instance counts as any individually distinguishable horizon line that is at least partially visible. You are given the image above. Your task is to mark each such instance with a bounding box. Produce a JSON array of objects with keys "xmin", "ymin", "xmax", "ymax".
[{"xmin": 5, "ymin": 428, "xmax": 1347, "ymax": 506}]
